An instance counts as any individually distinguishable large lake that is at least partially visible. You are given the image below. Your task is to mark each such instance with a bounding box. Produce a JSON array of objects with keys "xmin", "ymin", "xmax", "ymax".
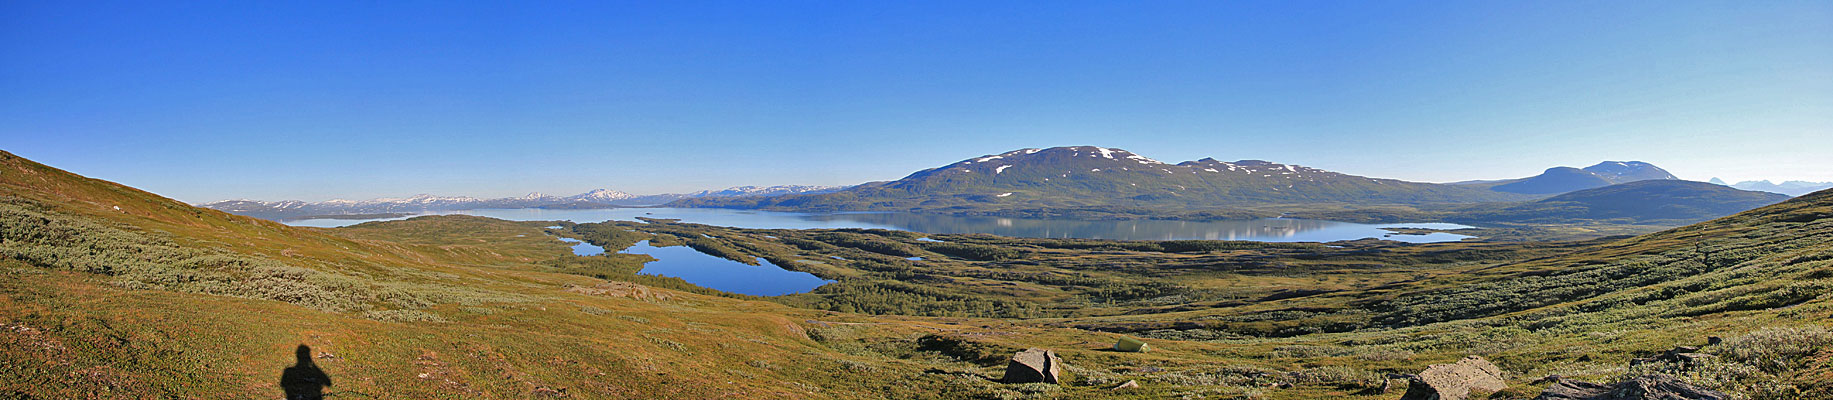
[{"xmin": 287, "ymin": 207, "xmax": 1474, "ymax": 243}]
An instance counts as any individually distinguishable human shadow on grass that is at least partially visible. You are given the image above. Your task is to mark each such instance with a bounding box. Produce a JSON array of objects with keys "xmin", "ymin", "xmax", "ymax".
[{"xmin": 280, "ymin": 344, "xmax": 333, "ymax": 400}]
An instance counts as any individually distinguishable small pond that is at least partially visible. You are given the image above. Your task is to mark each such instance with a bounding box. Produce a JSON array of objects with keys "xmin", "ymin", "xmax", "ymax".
[{"xmin": 555, "ymin": 237, "xmax": 606, "ymax": 256}]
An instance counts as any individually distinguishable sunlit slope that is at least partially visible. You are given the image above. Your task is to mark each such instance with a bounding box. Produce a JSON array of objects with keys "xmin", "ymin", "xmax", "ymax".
[
  {"xmin": 1026, "ymin": 188, "xmax": 1832, "ymax": 397},
  {"xmin": 1371, "ymin": 187, "xmax": 1831, "ymax": 327},
  {"xmin": 1070, "ymin": 187, "xmax": 1831, "ymax": 332},
  {"xmin": 0, "ymin": 150, "xmax": 1226, "ymax": 399},
  {"xmin": 0, "ymin": 255, "xmax": 880, "ymax": 399},
  {"xmin": 0, "ymin": 150, "xmax": 987, "ymax": 399},
  {"xmin": 0, "ymin": 150, "xmax": 576, "ymax": 273}
]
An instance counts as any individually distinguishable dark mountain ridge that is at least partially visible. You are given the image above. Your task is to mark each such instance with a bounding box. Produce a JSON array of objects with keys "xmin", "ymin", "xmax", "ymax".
[
  {"xmin": 1488, "ymin": 161, "xmax": 1678, "ymax": 194},
  {"xmin": 1453, "ymin": 180, "xmax": 1790, "ymax": 224},
  {"xmin": 672, "ymin": 146, "xmax": 1534, "ymax": 212}
]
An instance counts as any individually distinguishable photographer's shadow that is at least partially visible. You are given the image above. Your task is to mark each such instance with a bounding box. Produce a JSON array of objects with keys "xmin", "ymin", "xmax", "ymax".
[{"xmin": 280, "ymin": 344, "xmax": 333, "ymax": 400}]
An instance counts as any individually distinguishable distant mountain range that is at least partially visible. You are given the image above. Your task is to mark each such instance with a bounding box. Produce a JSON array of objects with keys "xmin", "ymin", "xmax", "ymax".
[
  {"xmin": 670, "ymin": 146, "xmax": 1535, "ymax": 212},
  {"xmin": 1464, "ymin": 161, "xmax": 1678, "ymax": 194},
  {"xmin": 200, "ymin": 145, "xmax": 1789, "ymax": 226},
  {"xmin": 1450, "ymin": 180, "xmax": 1790, "ymax": 225},
  {"xmin": 1708, "ymin": 178, "xmax": 1833, "ymax": 197},
  {"xmin": 200, "ymin": 185, "xmax": 843, "ymax": 220}
]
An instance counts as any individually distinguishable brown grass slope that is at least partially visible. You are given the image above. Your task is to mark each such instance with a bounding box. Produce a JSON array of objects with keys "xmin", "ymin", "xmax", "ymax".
[{"xmin": 0, "ymin": 150, "xmax": 993, "ymax": 399}]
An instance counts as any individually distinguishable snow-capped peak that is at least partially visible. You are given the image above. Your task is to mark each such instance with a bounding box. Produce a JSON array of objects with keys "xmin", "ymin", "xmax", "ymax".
[
  {"xmin": 569, "ymin": 189, "xmax": 636, "ymax": 201},
  {"xmin": 686, "ymin": 185, "xmax": 846, "ymax": 198}
]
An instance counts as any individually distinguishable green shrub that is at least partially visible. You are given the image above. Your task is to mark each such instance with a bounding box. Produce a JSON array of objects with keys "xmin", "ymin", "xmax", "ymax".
[
  {"xmin": 1714, "ymin": 325, "xmax": 1833, "ymax": 373},
  {"xmin": 362, "ymin": 309, "xmax": 448, "ymax": 323},
  {"xmin": 922, "ymin": 242, "xmax": 1022, "ymax": 261}
]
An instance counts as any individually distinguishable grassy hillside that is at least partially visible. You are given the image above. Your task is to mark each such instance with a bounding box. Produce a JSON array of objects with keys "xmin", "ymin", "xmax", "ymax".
[
  {"xmin": 0, "ymin": 151, "xmax": 944, "ymax": 398},
  {"xmin": 593, "ymin": 189, "xmax": 1833, "ymax": 397},
  {"xmin": 4, "ymin": 150, "xmax": 1829, "ymax": 399}
]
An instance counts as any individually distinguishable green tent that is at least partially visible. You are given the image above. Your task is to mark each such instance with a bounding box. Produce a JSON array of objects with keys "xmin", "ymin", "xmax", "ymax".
[{"xmin": 1113, "ymin": 336, "xmax": 1149, "ymax": 352}]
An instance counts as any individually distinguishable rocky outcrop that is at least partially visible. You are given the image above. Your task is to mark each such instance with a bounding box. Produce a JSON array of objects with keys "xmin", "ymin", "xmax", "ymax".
[
  {"xmin": 1398, "ymin": 356, "xmax": 1507, "ymax": 400},
  {"xmin": 1001, "ymin": 348, "xmax": 1063, "ymax": 384},
  {"xmin": 1532, "ymin": 375, "xmax": 1729, "ymax": 400}
]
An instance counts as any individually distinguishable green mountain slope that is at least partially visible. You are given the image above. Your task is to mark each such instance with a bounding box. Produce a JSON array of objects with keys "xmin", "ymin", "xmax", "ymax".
[
  {"xmin": 0, "ymin": 151, "xmax": 929, "ymax": 399},
  {"xmin": 673, "ymin": 146, "xmax": 1532, "ymax": 212}
]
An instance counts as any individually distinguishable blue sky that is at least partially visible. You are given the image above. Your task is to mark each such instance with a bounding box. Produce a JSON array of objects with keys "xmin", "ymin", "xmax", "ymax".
[{"xmin": 4, "ymin": 1, "xmax": 1829, "ymax": 202}]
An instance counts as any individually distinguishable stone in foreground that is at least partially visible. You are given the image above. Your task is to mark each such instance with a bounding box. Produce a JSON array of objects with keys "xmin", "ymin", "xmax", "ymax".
[
  {"xmin": 1001, "ymin": 348, "xmax": 1063, "ymax": 384},
  {"xmin": 1398, "ymin": 355, "xmax": 1507, "ymax": 400}
]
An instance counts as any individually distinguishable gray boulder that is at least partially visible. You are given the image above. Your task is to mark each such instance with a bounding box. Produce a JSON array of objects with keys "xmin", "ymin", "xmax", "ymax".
[
  {"xmin": 1399, "ymin": 355, "xmax": 1507, "ymax": 400},
  {"xmin": 1001, "ymin": 348, "xmax": 1063, "ymax": 384},
  {"xmin": 1533, "ymin": 375, "xmax": 1729, "ymax": 400}
]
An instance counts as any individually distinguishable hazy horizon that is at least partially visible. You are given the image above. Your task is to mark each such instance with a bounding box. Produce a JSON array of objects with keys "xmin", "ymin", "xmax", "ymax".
[
  {"xmin": 5, "ymin": 2, "xmax": 1830, "ymax": 203},
  {"xmin": 38, "ymin": 144, "xmax": 1826, "ymax": 204}
]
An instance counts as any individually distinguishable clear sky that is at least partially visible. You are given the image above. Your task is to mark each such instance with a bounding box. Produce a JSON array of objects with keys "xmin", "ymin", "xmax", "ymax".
[{"xmin": 4, "ymin": 1, "xmax": 1830, "ymax": 203}]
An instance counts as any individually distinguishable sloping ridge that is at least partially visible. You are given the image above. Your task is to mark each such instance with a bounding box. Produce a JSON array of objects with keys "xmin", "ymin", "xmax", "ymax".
[
  {"xmin": 0, "ymin": 150, "xmax": 286, "ymax": 231},
  {"xmin": 1491, "ymin": 167, "xmax": 1616, "ymax": 194},
  {"xmin": 0, "ymin": 150, "xmax": 562, "ymax": 310},
  {"xmin": 1457, "ymin": 180, "xmax": 1792, "ymax": 224},
  {"xmin": 1536, "ymin": 180, "xmax": 1790, "ymax": 221},
  {"xmin": 1371, "ymin": 186, "xmax": 1832, "ymax": 327},
  {"xmin": 0, "ymin": 150, "xmax": 869, "ymax": 399},
  {"xmin": 1490, "ymin": 161, "xmax": 1678, "ymax": 195}
]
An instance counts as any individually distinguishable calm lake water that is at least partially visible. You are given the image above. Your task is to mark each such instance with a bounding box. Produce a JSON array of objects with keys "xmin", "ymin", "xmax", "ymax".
[
  {"xmin": 288, "ymin": 207, "xmax": 1475, "ymax": 243},
  {"xmin": 619, "ymin": 240, "xmax": 834, "ymax": 296},
  {"xmin": 555, "ymin": 237, "xmax": 606, "ymax": 256}
]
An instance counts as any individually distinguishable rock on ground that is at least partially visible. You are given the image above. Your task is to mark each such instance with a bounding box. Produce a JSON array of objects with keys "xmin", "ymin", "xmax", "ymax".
[
  {"xmin": 1399, "ymin": 355, "xmax": 1507, "ymax": 400},
  {"xmin": 1001, "ymin": 348, "xmax": 1063, "ymax": 384}
]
